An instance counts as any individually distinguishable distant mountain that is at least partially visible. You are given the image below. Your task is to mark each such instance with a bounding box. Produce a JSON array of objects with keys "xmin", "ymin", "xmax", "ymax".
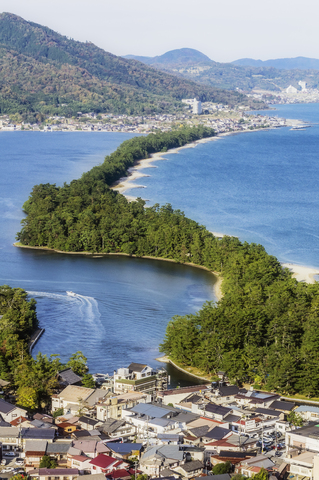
[
  {"xmin": 232, "ymin": 56, "xmax": 319, "ymax": 71},
  {"xmin": 0, "ymin": 14, "xmax": 264, "ymax": 119},
  {"xmin": 125, "ymin": 48, "xmax": 213, "ymax": 66},
  {"xmin": 125, "ymin": 48, "xmax": 319, "ymax": 93}
]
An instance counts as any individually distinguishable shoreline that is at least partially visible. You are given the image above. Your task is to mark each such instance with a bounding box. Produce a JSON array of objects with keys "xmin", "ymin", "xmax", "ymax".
[
  {"xmin": 281, "ymin": 263, "xmax": 319, "ymax": 284},
  {"xmin": 155, "ymin": 355, "xmax": 211, "ymax": 382},
  {"xmin": 110, "ymin": 122, "xmax": 299, "ymax": 198},
  {"xmin": 14, "ymin": 243, "xmax": 223, "ymax": 302}
]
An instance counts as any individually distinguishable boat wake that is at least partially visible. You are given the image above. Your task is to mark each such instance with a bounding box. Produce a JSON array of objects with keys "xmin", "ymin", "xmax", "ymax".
[{"xmin": 27, "ymin": 291, "xmax": 105, "ymax": 357}]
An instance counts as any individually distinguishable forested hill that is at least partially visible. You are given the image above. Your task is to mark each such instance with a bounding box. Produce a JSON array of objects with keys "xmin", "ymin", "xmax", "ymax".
[
  {"xmin": 16, "ymin": 126, "xmax": 319, "ymax": 396},
  {"xmin": 0, "ymin": 13, "xmax": 264, "ymax": 117}
]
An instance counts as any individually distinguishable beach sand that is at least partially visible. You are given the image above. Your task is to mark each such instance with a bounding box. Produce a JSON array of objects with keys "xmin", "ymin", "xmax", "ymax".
[
  {"xmin": 111, "ymin": 136, "xmax": 219, "ymax": 197},
  {"xmin": 282, "ymin": 263, "xmax": 319, "ymax": 284}
]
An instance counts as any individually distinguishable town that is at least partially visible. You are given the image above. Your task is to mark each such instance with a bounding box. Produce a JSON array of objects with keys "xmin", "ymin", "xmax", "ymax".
[
  {"xmin": 0, "ymin": 362, "xmax": 318, "ymax": 480},
  {"xmin": 0, "ymin": 101, "xmax": 288, "ymax": 135}
]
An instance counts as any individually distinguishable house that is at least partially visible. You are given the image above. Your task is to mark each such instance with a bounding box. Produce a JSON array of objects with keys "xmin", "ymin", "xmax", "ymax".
[
  {"xmin": 70, "ymin": 454, "xmax": 92, "ymax": 473},
  {"xmin": 98, "ymin": 417, "xmax": 135, "ymax": 439},
  {"xmin": 20, "ymin": 427, "xmax": 56, "ymax": 447},
  {"xmin": 269, "ymin": 400, "xmax": 295, "ymax": 414},
  {"xmin": 58, "ymin": 368, "xmax": 82, "ymax": 387},
  {"xmin": 89, "ymin": 454, "xmax": 123, "ymax": 474},
  {"xmin": 106, "ymin": 442, "xmax": 143, "ymax": 460},
  {"xmin": 235, "ymin": 454, "xmax": 275, "ymax": 477},
  {"xmin": 29, "ymin": 468, "xmax": 79, "ymax": 480},
  {"xmin": 204, "ymin": 403, "xmax": 233, "ymax": 421},
  {"xmin": 46, "ymin": 442, "xmax": 71, "ymax": 467},
  {"xmin": 157, "ymin": 385, "xmax": 209, "ymax": 406},
  {"xmin": 286, "ymin": 422, "xmax": 319, "ymax": 453},
  {"xmin": 78, "ymin": 416, "xmax": 101, "ymax": 431},
  {"xmin": 52, "ymin": 385, "xmax": 108, "ymax": 415},
  {"xmin": 113, "ymin": 363, "xmax": 161, "ymax": 395},
  {"xmin": 56, "ymin": 422, "xmax": 78, "ymax": 436},
  {"xmin": 96, "ymin": 392, "xmax": 148, "ymax": 421},
  {"xmin": 0, "ymin": 398, "xmax": 27, "ymax": 423},
  {"xmin": 24, "ymin": 440, "xmax": 47, "ymax": 471},
  {"xmin": 139, "ymin": 445, "xmax": 184, "ymax": 476},
  {"xmin": 295, "ymin": 405, "xmax": 319, "ymax": 422},
  {"xmin": 0, "ymin": 427, "xmax": 20, "ymax": 451},
  {"xmin": 173, "ymin": 460, "xmax": 203, "ymax": 478},
  {"xmin": 68, "ymin": 439, "xmax": 110, "ymax": 459}
]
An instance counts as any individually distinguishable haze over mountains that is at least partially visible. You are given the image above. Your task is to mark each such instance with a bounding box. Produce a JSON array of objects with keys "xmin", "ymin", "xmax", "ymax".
[
  {"xmin": 125, "ymin": 48, "xmax": 319, "ymax": 92},
  {"xmin": 0, "ymin": 13, "xmax": 264, "ymax": 119}
]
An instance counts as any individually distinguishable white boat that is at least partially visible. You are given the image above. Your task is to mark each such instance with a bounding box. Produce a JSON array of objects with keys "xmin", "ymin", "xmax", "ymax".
[{"xmin": 66, "ymin": 291, "xmax": 77, "ymax": 297}]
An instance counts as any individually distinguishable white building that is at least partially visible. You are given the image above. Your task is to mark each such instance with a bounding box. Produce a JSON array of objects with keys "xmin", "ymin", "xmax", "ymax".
[
  {"xmin": 193, "ymin": 98, "xmax": 202, "ymax": 115},
  {"xmin": 286, "ymin": 85, "xmax": 298, "ymax": 94}
]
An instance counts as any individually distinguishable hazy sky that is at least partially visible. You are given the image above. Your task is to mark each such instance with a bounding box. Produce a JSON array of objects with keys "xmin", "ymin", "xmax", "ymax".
[{"xmin": 1, "ymin": 0, "xmax": 318, "ymax": 62}]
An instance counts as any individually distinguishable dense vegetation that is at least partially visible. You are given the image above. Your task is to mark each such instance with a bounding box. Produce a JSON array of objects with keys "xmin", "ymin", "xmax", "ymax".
[
  {"xmin": 16, "ymin": 126, "xmax": 215, "ymax": 251},
  {"xmin": 127, "ymin": 47, "xmax": 319, "ymax": 92},
  {"xmin": 0, "ymin": 285, "xmax": 93, "ymax": 410},
  {"xmin": 0, "ymin": 13, "xmax": 264, "ymax": 117},
  {"xmin": 16, "ymin": 127, "xmax": 319, "ymax": 397}
]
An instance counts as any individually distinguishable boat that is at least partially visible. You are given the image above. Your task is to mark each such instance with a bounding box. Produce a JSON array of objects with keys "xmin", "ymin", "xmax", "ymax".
[{"xmin": 66, "ymin": 291, "xmax": 77, "ymax": 297}]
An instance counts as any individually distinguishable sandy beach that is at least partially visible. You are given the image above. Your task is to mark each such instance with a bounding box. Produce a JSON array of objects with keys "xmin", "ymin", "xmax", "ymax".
[
  {"xmin": 111, "ymin": 135, "xmax": 219, "ymax": 197},
  {"xmin": 282, "ymin": 263, "xmax": 319, "ymax": 283}
]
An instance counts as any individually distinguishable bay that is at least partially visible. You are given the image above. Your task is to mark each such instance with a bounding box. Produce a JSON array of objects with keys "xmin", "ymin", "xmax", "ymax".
[
  {"xmin": 125, "ymin": 103, "xmax": 319, "ymax": 270},
  {"xmin": 0, "ymin": 131, "xmax": 216, "ymax": 384}
]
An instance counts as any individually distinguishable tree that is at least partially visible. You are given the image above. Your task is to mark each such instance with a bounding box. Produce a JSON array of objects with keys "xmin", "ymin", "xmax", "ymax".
[
  {"xmin": 287, "ymin": 411, "xmax": 304, "ymax": 427},
  {"xmin": 66, "ymin": 351, "xmax": 88, "ymax": 376},
  {"xmin": 253, "ymin": 468, "xmax": 268, "ymax": 480},
  {"xmin": 212, "ymin": 461, "xmax": 231, "ymax": 474},
  {"xmin": 81, "ymin": 374, "xmax": 96, "ymax": 389},
  {"xmin": 52, "ymin": 408, "xmax": 64, "ymax": 418},
  {"xmin": 39, "ymin": 455, "xmax": 58, "ymax": 469}
]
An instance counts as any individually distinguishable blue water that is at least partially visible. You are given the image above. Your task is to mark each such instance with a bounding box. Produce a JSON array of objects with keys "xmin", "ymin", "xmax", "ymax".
[
  {"xmin": 0, "ymin": 131, "xmax": 216, "ymax": 382},
  {"xmin": 2, "ymin": 104, "xmax": 319, "ymax": 379},
  {"xmin": 125, "ymin": 104, "xmax": 319, "ymax": 269}
]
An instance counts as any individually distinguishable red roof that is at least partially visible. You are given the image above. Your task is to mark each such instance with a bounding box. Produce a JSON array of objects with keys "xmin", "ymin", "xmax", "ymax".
[
  {"xmin": 71, "ymin": 455, "xmax": 90, "ymax": 462},
  {"xmin": 90, "ymin": 455, "xmax": 117, "ymax": 469},
  {"xmin": 107, "ymin": 469, "xmax": 131, "ymax": 479},
  {"xmin": 11, "ymin": 416, "xmax": 27, "ymax": 426},
  {"xmin": 199, "ymin": 416, "xmax": 223, "ymax": 424}
]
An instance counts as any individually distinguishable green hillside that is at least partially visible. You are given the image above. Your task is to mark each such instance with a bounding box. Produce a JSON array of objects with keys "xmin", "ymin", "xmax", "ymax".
[{"xmin": 0, "ymin": 13, "xmax": 264, "ymax": 117}]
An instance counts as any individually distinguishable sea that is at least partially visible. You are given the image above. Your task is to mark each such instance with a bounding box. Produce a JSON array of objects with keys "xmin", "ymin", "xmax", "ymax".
[{"xmin": 0, "ymin": 103, "xmax": 318, "ymax": 384}]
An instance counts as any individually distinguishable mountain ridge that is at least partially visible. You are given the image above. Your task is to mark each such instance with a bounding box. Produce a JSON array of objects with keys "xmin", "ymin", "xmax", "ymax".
[
  {"xmin": 0, "ymin": 13, "xmax": 264, "ymax": 117},
  {"xmin": 124, "ymin": 47, "xmax": 319, "ymax": 93}
]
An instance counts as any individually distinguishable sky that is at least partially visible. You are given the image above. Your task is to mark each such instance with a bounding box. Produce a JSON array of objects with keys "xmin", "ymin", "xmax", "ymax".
[{"xmin": 1, "ymin": 0, "xmax": 318, "ymax": 62}]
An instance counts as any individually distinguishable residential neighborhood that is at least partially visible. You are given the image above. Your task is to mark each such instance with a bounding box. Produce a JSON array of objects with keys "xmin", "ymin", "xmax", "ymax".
[
  {"xmin": 0, "ymin": 103, "xmax": 288, "ymax": 136},
  {"xmin": 0, "ymin": 362, "xmax": 317, "ymax": 480}
]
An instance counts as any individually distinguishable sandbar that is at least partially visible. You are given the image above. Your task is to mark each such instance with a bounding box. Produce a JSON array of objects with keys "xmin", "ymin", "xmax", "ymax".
[{"xmin": 282, "ymin": 263, "xmax": 319, "ymax": 284}]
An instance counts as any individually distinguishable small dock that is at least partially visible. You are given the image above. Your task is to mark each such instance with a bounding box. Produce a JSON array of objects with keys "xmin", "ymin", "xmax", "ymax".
[{"xmin": 29, "ymin": 328, "xmax": 45, "ymax": 353}]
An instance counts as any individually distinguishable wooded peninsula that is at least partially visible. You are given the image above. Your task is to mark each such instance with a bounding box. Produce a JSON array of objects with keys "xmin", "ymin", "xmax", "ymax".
[{"xmin": 16, "ymin": 126, "xmax": 319, "ymax": 397}]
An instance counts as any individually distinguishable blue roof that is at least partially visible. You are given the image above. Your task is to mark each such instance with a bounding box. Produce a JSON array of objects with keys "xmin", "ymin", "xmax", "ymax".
[
  {"xmin": 296, "ymin": 405, "xmax": 319, "ymax": 413},
  {"xmin": 106, "ymin": 443, "xmax": 142, "ymax": 453},
  {"xmin": 130, "ymin": 403, "xmax": 170, "ymax": 418}
]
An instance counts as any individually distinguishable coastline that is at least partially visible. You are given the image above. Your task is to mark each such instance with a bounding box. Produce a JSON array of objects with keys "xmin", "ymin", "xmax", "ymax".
[
  {"xmin": 111, "ymin": 122, "xmax": 299, "ymax": 198},
  {"xmin": 111, "ymin": 135, "xmax": 219, "ymax": 198},
  {"xmin": 155, "ymin": 355, "xmax": 211, "ymax": 383},
  {"xmin": 281, "ymin": 263, "xmax": 319, "ymax": 284}
]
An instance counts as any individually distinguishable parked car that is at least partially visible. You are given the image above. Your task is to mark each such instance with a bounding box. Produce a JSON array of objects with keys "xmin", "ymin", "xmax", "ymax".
[
  {"xmin": 4, "ymin": 452, "xmax": 15, "ymax": 457},
  {"xmin": 15, "ymin": 458, "xmax": 24, "ymax": 466},
  {"xmin": 2, "ymin": 467, "xmax": 14, "ymax": 473}
]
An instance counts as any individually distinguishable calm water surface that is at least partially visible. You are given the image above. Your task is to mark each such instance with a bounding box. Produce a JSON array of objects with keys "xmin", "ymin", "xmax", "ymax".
[
  {"xmin": 0, "ymin": 132, "xmax": 216, "ymax": 384},
  {"xmin": 2, "ymin": 104, "xmax": 318, "ymax": 381},
  {"xmin": 125, "ymin": 103, "xmax": 319, "ymax": 270}
]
